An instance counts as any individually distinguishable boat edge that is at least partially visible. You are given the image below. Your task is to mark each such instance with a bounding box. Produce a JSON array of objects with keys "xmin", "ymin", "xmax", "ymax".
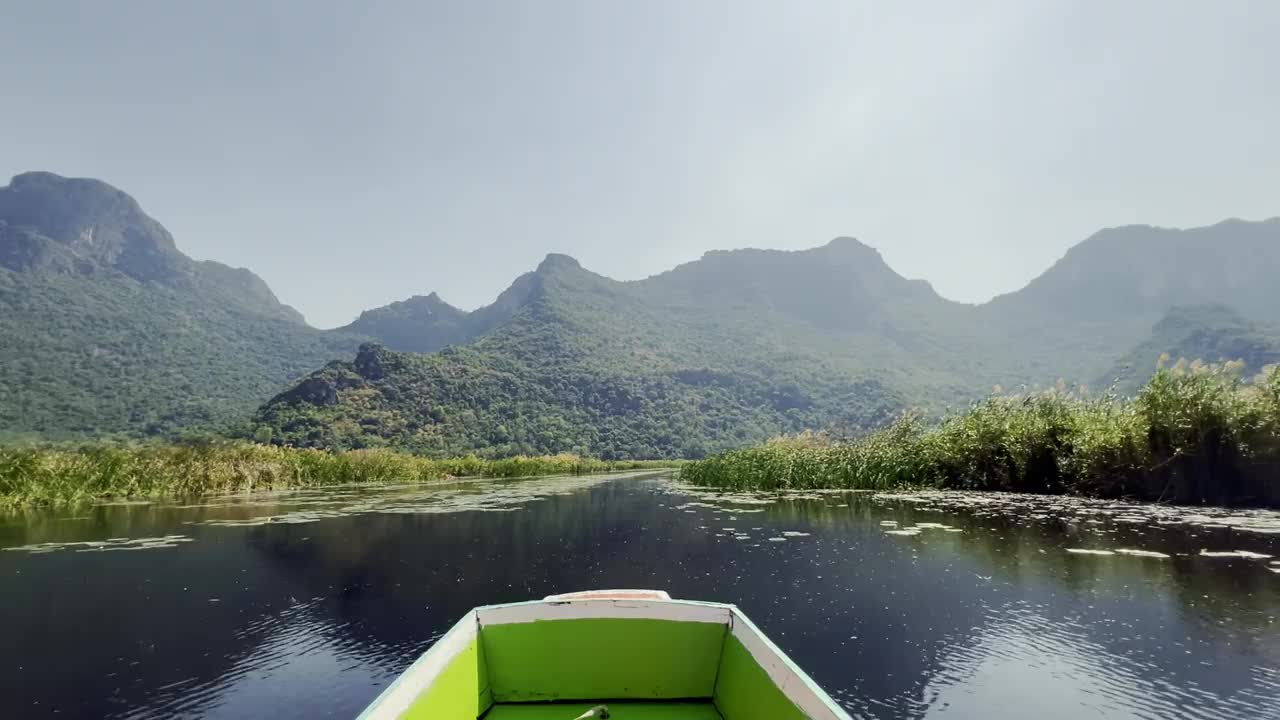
[
  {"xmin": 358, "ymin": 597, "xmax": 852, "ymax": 720},
  {"xmin": 356, "ymin": 609, "xmax": 478, "ymax": 720}
]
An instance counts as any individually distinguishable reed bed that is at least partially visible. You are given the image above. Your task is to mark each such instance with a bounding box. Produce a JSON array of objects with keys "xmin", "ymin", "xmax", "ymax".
[
  {"xmin": 681, "ymin": 363, "xmax": 1280, "ymax": 507},
  {"xmin": 0, "ymin": 444, "xmax": 672, "ymax": 508}
]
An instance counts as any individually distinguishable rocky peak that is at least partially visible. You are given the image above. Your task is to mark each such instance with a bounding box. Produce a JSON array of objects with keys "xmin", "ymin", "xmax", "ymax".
[
  {"xmin": 536, "ymin": 253, "xmax": 582, "ymax": 273},
  {"xmin": 353, "ymin": 342, "xmax": 396, "ymax": 381},
  {"xmin": 818, "ymin": 235, "xmax": 874, "ymax": 253},
  {"xmin": 0, "ymin": 171, "xmax": 191, "ymax": 282}
]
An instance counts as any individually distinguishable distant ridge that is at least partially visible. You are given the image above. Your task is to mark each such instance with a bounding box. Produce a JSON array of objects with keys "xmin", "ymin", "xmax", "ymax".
[
  {"xmin": 1100, "ymin": 304, "xmax": 1280, "ymax": 394},
  {"xmin": 3, "ymin": 170, "xmax": 1279, "ymax": 450}
]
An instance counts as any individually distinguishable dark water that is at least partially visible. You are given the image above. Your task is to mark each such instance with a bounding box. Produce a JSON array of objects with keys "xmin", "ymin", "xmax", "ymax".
[{"xmin": 3, "ymin": 473, "xmax": 1280, "ymax": 720}]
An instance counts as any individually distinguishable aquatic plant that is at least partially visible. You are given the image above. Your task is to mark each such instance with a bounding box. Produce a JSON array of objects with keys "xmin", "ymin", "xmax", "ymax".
[
  {"xmin": 681, "ymin": 365, "xmax": 1280, "ymax": 507},
  {"xmin": 0, "ymin": 443, "xmax": 674, "ymax": 509}
]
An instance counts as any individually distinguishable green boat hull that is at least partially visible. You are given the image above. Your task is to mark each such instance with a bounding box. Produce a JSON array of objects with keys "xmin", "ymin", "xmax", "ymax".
[{"xmin": 359, "ymin": 592, "xmax": 850, "ymax": 720}]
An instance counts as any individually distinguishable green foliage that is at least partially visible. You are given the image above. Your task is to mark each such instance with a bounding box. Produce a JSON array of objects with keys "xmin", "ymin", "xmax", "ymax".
[
  {"xmin": 0, "ymin": 171, "xmax": 363, "ymax": 439},
  {"xmin": 682, "ymin": 365, "xmax": 1280, "ymax": 507},
  {"xmin": 1098, "ymin": 304, "xmax": 1280, "ymax": 393},
  {"xmin": 254, "ymin": 253, "xmax": 910, "ymax": 459},
  {"xmin": 6, "ymin": 172, "xmax": 1280, "ymax": 460},
  {"xmin": 0, "ymin": 270, "xmax": 364, "ymax": 439},
  {"xmin": 339, "ymin": 293, "xmax": 471, "ymax": 353},
  {"xmin": 0, "ymin": 442, "xmax": 673, "ymax": 508},
  {"xmin": 255, "ymin": 241, "xmax": 1280, "ymax": 462}
]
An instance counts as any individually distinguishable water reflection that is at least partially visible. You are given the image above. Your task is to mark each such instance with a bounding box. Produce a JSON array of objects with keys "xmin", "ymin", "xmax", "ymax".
[{"xmin": 2, "ymin": 475, "xmax": 1278, "ymax": 719}]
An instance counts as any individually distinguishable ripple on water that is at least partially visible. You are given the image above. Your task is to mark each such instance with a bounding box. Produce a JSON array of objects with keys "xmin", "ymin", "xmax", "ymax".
[
  {"xmin": 3, "ymin": 473, "xmax": 1280, "ymax": 719},
  {"xmin": 911, "ymin": 602, "xmax": 1280, "ymax": 720}
]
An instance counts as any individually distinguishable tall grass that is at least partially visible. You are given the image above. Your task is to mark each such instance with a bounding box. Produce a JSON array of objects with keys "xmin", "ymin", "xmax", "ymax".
[
  {"xmin": 0, "ymin": 445, "xmax": 673, "ymax": 509},
  {"xmin": 682, "ymin": 364, "xmax": 1280, "ymax": 507}
]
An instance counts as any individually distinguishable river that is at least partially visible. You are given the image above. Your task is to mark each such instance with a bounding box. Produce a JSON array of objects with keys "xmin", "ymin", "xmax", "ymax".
[{"xmin": 2, "ymin": 472, "xmax": 1279, "ymax": 719}]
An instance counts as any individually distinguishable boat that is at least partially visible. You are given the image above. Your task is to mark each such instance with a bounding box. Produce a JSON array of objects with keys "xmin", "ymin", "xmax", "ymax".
[{"xmin": 359, "ymin": 590, "xmax": 851, "ymax": 719}]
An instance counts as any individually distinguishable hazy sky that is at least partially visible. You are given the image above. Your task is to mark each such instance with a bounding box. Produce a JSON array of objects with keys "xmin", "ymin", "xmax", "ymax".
[{"xmin": 2, "ymin": 2, "xmax": 1277, "ymax": 327}]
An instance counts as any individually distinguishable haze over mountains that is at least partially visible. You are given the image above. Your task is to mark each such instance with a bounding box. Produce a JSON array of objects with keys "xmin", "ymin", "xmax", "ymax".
[{"xmin": 2, "ymin": 171, "xmax": 1278, "ymax": 455}]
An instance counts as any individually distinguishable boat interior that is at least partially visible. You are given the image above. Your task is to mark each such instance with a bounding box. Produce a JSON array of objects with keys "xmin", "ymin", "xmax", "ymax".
[{"xmin": 359, "ymin": 596, "xmax": 846, "ymax": 720}]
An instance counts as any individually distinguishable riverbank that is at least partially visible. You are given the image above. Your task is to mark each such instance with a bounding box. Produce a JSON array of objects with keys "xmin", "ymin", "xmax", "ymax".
[
  {"xmin": 681, "ymin": 364, "xmax": 1280, "ymax": 507},
  {"xmin": 0, "ymin": 444, "xmax": 674, "ymax": 508}
]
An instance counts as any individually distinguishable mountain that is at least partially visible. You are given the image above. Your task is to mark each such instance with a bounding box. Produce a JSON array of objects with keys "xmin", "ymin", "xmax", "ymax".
[
  {"xmin": 259, "ymin": 219, "xmax": 1280, "ymax": 457},
  {"xmin": 337, "ymin": 267, "xmax": 543, "ymax": 354},
  {"xmin": 5, "ymin": 170, "xmax": 1280, "ymax": 454},
  {"xmin": 980, "ymin": 218, "xmax": 1280, "ymax": 385},
  {"xmin": 0, "ymin": 172, "xmax": 364, "ymax": 439},
  {"xmin": 340, "ymin": 293, "xmax": 470, "ymax": 353},
  {"xmin": 255, "ymin": 252, "xmax": 909, "ymax": 458},
  {"xmin": 1099, "ymin": 304, "xmax": 1280, "ymax": 394},
  {"xmin": 990, "ymin": 219, "xmax": 1280, "ymax": 321}
]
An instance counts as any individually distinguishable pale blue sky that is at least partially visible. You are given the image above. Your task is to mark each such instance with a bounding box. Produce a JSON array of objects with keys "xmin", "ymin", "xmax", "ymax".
[{"xmin": 2, "ymin": 1, "xmax": 1277, "ymax": 327}]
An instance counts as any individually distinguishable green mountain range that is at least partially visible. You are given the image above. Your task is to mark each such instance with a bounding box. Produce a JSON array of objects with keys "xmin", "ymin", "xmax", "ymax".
[
  {"xmin": 0, "ymin": 172, "xmax": 366, "ymax": 440},
  {"xmin": 2, "ymin": 171, "xmax": 1278, "ymax": 455}
]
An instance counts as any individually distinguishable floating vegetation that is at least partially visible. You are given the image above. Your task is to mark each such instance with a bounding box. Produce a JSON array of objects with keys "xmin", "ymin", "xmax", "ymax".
[
  {"xmin": 182, "ymin": 474, "xmax": 626, "ymax": 528},
  {"xmin": 1199, "ymin": 549, "xmax": 1273, "ymax": 559},
  {"xmin": 4, "ymin": 535, "xmax": 195, "ymax": 555},
  {"xmin": 1116, "ymin": 548, "xmax": 1171, "ymax": 559},
  {"xmin": 865, "ymin": 491, "xmax": 1280, "ymax": 538}
]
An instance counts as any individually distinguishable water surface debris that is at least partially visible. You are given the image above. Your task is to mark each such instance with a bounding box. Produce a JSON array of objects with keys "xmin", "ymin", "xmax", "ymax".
[
  {"xmin": 1116, "ymin": 548, "xmax": 1171, "ymax": 559},
  {"xmin": 1199, "ymin": 549, "xmax": 1273, "ymax": 559},
  {"xmin": 4, "ymin": 535, "xmax": 195, "ymax": 555}
]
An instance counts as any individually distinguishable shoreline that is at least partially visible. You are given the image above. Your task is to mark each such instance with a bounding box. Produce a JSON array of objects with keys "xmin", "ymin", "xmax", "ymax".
[
  {"xmin": 0, "ymin": 444, "xmax": 676, "ymax": 509},
  {"xmin": 680, "ymin": 365, "xmax": 1280, "ymax": 509}
]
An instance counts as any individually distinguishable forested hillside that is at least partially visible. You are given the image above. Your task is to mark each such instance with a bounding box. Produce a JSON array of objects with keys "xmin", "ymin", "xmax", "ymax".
[
  {"xmin": 0, "ymin": 172, "xmax": 365, "ymax": 439},
  {"xmin": 257, "ymin": 230, "xmax": 1280, "ymax": 457},
  {"xmin": 254, "ymin": 254, "xmax": 906, "ymax": 457},
  {"xmin": 1100, "ymin": 305, "xmax": 1280, "ymax": 394},
  {"xmin": 4, "ymin": 171, "xmax": 1279, "ymax": 453}
]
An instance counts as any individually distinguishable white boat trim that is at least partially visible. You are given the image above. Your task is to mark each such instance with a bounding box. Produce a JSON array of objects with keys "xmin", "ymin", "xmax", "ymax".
[
  {"xmin": 478, "ymin": 597, "xmax": 730, "ymax": 626},
  {"xmin": 730, "ymin": 607, "xmax": 852, "ymax": 720},
  {"xmin": 544, "ymin": 589, "xmax": 673, "ymax": 601},
  {"xmin": 356, "ymin": 609, "xmax": 477, "ymax": 720}
]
